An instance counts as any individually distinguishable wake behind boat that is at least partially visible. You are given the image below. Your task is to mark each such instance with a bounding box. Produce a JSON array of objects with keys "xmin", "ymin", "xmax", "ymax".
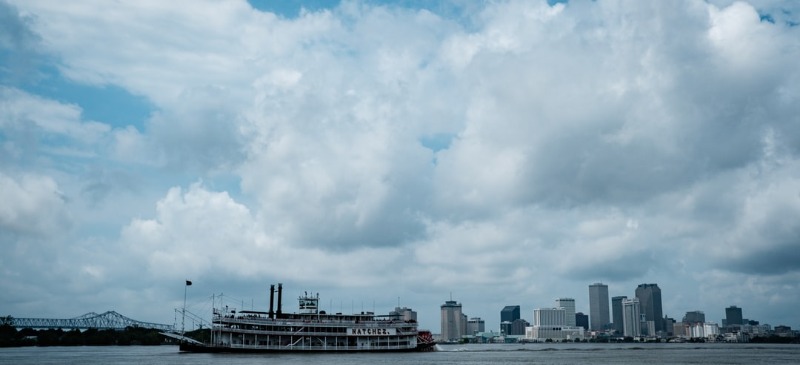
[{"xmin": 178, "ymin": 283, "xmax": 435, "ymax": 353}]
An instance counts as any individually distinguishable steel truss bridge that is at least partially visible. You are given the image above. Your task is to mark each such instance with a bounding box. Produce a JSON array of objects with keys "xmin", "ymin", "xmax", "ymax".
[{"xmin": 6, "ymin": 311, "xmax": 174, "ymax": 331}]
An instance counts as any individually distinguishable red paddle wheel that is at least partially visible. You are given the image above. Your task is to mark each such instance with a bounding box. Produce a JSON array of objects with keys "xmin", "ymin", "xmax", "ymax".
[{"xmin": 416, "ymin": 330, "xmax": 436, "ymax": 351}]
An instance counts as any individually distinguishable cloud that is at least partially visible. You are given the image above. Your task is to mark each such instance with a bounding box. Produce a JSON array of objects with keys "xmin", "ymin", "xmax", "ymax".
[
  {"xmin": 0, "ymin": 86, "xmax": 110, "ymax": 143},
  {"xmin": 712, "ymin": 158, "xmax": 800, "ymax": 275},
  {"xmin": 0, "ymin": 0, "xmax": 41, "ymax": 84},
  {"xmin": 120, "ymin": 182, "xmax": 423, "ymax": 290},
  {"xmin": 2, "ymin": 0, "xmax": 800, "ymax": 330},
  {"xmin": 0, "ymin": 0, "xmax": 37, "ymax": 50},
  {"xmin": 121, "ymin": 183, "xmax": 263, "ymax": 279},
  {"xmin": 0, "ymin": 172, "xmax": 68, "ymax": 237},
  {"xmin": 146, "ymin": 86, "xmax": 248, "ymax": 173}
]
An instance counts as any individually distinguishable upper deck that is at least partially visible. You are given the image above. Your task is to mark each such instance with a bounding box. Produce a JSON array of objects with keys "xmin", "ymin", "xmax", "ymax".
[{"xmin": 214, "ymin": 310, "xmax": 418, "ymax": 330}]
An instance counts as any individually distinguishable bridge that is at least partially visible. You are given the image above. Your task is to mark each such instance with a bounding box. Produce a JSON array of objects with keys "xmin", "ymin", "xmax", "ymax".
[{"xmin": 4, "ymin": 311, "xmax": 175, "ymax": 331}]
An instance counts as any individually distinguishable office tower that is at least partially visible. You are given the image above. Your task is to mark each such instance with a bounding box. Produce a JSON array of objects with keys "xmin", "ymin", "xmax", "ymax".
[
  {"xmin": 635, "ymin": 283, "xmax": 664, "ymax": 334},
  {"xmin": 467, "ymin": 317, "xmax": 485, "ymax": 335},
  {"xmin": 611, "ymin": 296, "xmax": 627, "ymax": 334},
  {"xmin": 512, "ymin": 319, "xmax": 530, "ymax": 335},
  {"xmin": 556, "ymin": 298, "xmax": 576, "ymax": 327},
  {"xmin": 726, "ymin": 306, "xmax": 743, "ymax": 326},
  {"xmin": 589, "ymin": 283, "xmax": 610, "ymax": 330},
  {"xmin": 534, "ymin": 307, "xmax": 566, "ymax": 326},
  {"xmin": 441, "ymin": 300, "xmax": 464, "ymax": 342},
  {"xmin": 501, "ymin": 305, "xmax": 522, "ymax": 335},
  {"xmin": 663, "ymin": 316, "xmax": 675, "ymax": 336},
  {"xmin": 529, "ymin": 307, "xmax": 584, "ymax": 341},
  {"xmin": 575, "ymin": 312, "xmax": 589, "ymax": 330},
  {"xmin": 501, "ymin": 305, "xmax": 521, "ymax": 323},
  {"xmin": 622, "ymin": 298, "xmax": 641, "ymax": 337},
  {"xmin": 682, "ymin": 311, "xmax": 705, "ymax": 325},
  {"xmin": 501, "ymin": 305, "xmax": 520, "ymax": 327}
]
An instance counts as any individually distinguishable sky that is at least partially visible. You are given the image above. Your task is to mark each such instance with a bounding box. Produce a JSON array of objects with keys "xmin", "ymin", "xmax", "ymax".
[{"xmin": 1, "ymin": 0, "xmax": 799, "ymax": 333}]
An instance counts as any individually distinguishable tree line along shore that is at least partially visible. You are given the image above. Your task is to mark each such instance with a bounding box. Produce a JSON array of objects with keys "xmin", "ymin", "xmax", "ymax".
[{"xmin": 0, "ymin": 324, "xmax": 210, "ymax": 347}]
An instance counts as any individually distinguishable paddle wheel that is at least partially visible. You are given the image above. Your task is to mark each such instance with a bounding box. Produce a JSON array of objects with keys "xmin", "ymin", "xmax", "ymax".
[{"xmin": 416, "ymin": 330, "xmax": 436, "ymax": 351}]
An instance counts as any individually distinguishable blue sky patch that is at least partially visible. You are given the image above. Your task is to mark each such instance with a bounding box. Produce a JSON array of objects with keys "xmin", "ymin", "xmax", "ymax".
[
  {"xmin": 248, "ymin": 0, "xmax": 341, "ymax": 17},
  {"xmin": 419, "ymin": 132, "xmax": 455, "ymax": 153},
  {"xmin": 24, "ymin": 65, "xmax": 154, "ymax": 129},
  {"xmin": 247, "ymin": 0, "xmax": 489, "ymax": 20}
]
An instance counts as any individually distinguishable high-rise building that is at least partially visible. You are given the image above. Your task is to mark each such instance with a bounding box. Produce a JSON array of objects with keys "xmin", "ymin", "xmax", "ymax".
[
  {"xmin": 622, "ymin": 298, "xmax": 641, "ymax": 337},
  {"xmin": 555, "ymin": 298, "xmax": 576, "ymax": 327},
  {"xmin": 575, "ymin": 312, "xmax": 589, "ymax": 330},
  {"xmin": 682, "ymin": 311, "xmax": 705, "ymax": 325},
  {"xmin": 467, "ymin": 317, "xmax": 485, "ymax": 335},
  {"xmin": 635, "ymin": 283, "xmax": 664, "ymax": 334},
  {"xmin": 501, "ymin": 305, "xmax": 520, "ymax": 323},
  {"xmin": 663, "ymin": 316, "xmax": 675, "ymax": 336},
  {"xmin": 534, "ymin": 307, "xmax": 566, "ymax": 326},
  {"xmin": 441, "ymin": 300, "xmax": 464, "ymax": 342},
  {"xmin": 725, "ymin": 306, "xmax": 743, "ymax": 326},
  {"xmin": 589, "ymin": 283, "xmax": 610, "ymax": 331},
  {"xmin": 611, "ymin": 296, "xmax": 627, "ymax": 334},
  {"xmin": 527, "ymin": 307, "xmax": 585, "ymax": 341},
  {"xmin": 505, "ymin": 318, "xmax": 531, "ymax": 336},
  {"xmin": 501, "ymin": 305, "xmax": 523, "ymax": 335}
]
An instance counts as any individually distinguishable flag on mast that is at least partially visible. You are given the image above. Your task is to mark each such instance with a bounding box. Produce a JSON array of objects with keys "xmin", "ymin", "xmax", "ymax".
[{"xmin": 186, "ymin": 280, "xmax": 192, "ymax": 286}]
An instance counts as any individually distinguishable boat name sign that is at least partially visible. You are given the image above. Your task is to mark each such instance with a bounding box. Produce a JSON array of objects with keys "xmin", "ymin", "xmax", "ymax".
[{"xmin": 348, "ymin": 328, "xmax": 397, "ymax": 336}]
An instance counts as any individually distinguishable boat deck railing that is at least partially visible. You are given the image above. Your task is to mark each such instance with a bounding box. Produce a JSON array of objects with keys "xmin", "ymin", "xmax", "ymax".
[
  {"xmin": 213, "ymin": 326, "xmax": 417, "ymax": 337},
  {"xmin": 214, "ymin": 315, "xmax": 416, "ymax": 329},
  {"xmin": 213, "ymin": 343, "xmax": 416, "ymax": 351}
]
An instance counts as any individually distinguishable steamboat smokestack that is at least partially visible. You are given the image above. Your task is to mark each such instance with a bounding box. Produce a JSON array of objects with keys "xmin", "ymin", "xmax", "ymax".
[
  {"xmin": 268, "ymin": 284, "xmax": 275, "ymax": 319},
  {"xmin": 276, "ymin": 283, "xmax": 283, "ymax": 317}
]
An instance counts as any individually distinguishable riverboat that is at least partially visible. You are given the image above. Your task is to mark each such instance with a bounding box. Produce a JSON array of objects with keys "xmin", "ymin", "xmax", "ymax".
[{"xmin": 178, "ymin": 283, "xmax": 436, "ymax": 353}]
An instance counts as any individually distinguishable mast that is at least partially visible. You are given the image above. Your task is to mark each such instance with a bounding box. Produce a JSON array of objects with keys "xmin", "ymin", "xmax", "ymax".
[
  {"xmin": 211, "ymin": 293, "xmax": 214, "ymax": 345},
  {"xmin": 182, "ymin": 280, "xmax": 191, "ymax": 334}
]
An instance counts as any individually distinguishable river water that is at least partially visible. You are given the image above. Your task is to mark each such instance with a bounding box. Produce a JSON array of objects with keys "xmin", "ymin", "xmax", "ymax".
[{"xmin": 1, "ymin": 343, "xmax": 798, "ymax": 364}]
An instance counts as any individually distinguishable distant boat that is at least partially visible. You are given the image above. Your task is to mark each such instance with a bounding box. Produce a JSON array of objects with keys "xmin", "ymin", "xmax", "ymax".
[{"xmin": 178, "ymin": 283, "xmax": 436, "ymax": 353}]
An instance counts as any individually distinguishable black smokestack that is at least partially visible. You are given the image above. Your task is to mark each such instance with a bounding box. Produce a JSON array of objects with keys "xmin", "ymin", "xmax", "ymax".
[
  {"xmin": 276, "ymin": 283, "xmax": 283, "ymax": 317},
  {"xmin": 268, "ymin": 284, "xmax": 275, "ymax": 319}
]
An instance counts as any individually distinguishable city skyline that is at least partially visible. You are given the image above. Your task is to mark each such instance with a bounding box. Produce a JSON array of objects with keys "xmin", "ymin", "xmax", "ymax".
[
  {"xmin": 2, "ymin": 0, "xmax": 799, "ymax": 334},
  {"xmin": 434, "ymin": 281, "xmax": 782, "ymax": 336},
  {"xmin": 439, "ymin": 281, "xmax": 788, "ymax": 342}
]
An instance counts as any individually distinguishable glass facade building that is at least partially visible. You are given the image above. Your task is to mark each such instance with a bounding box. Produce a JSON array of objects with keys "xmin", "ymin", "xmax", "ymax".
[{"xmin": 635, "ymin": 283, "xmax": 664, "ymax": 334}]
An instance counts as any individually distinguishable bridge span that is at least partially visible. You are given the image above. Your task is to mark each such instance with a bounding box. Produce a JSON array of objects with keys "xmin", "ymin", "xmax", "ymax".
[{"xmin": 4, "ymin": 311, "xmax": 174, "ymax": 331}]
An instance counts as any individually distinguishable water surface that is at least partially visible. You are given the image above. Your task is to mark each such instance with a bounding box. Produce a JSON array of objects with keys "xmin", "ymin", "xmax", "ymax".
[{"xmin": 1, "ymin": 342, "xmax": 798, "ymax": 365}]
